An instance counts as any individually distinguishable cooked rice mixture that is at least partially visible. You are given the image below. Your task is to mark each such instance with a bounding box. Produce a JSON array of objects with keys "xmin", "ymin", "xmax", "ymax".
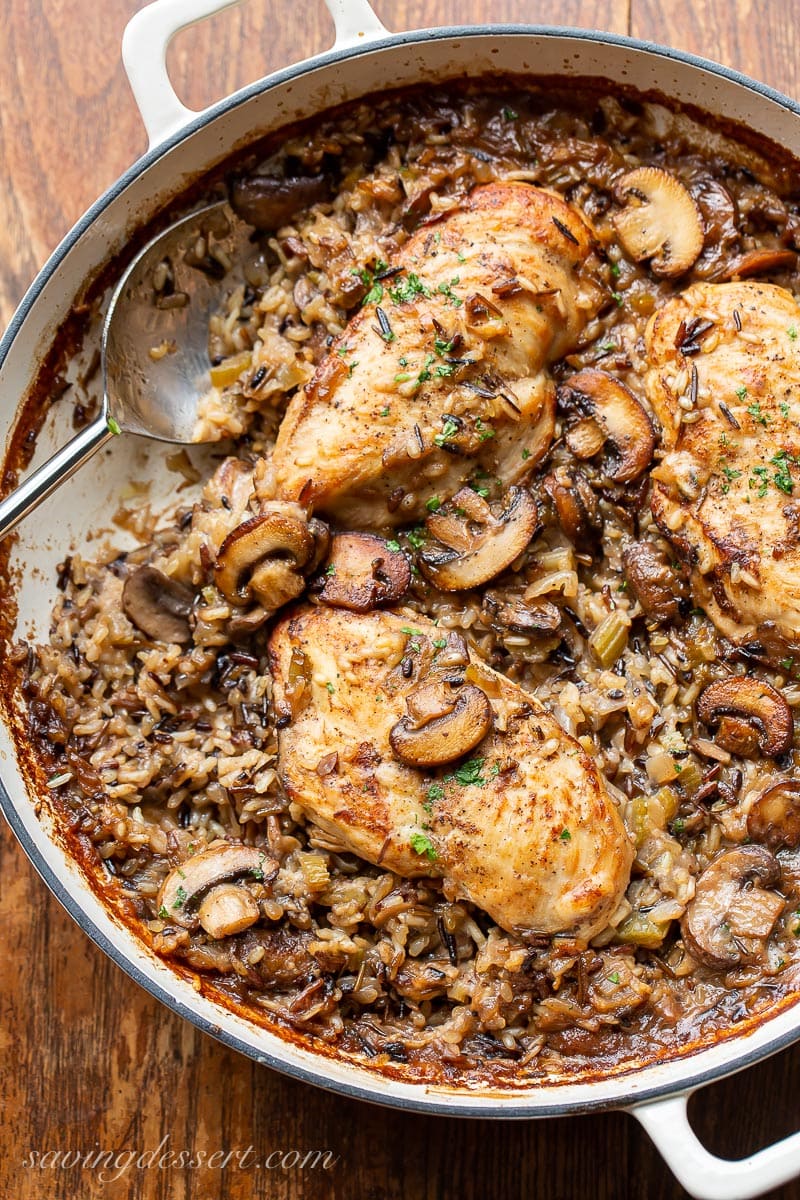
[{"xmin": 17, "ymin": 84, "xmax": 800, "ymax": 1083}]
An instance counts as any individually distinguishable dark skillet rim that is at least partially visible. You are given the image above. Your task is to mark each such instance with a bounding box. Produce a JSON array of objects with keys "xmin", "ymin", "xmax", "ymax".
[{"xmin": 2, "ymin": 24, "xmax": 800, "ymax": 1117}]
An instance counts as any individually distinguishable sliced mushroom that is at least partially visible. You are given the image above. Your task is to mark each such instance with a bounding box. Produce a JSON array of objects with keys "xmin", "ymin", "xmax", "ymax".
[
  {"xmin": 681, "ymin": 845, "xmax": 784, "ymax": 969},
  {"xmin": 622, "ymin": 541, "xmax": 688, "ymax": 623},
  {"xmin": 420, "ymin": 486, "xmax": 540, "ymax": 591},
  {"xmin": 230, "ymin": 172, "xmax": 330, "ymax": 230},
  {"xmin": 122, "ymin": 565, "xmax": 194, "ymax": 643},
  {"xmin": 721, "ymin": 248, "xmax": 797, "ymax": 280},
  {"xmin": 389, "ymin": 676, "xmax": 493, "ymax": 767},
  {"xmin": 214, "ymin": 508, "xmax": 324, "ymax": 611},
  {"xmin": 696, "ymin": 676, "xmax": 794, "ymax": 758},
  {"xmin": 544, "ymin": 466, "xmax": 601, "ymax": 549},
  {"xmin": 197, "ymin": 883, "xmax": 261, "ymax": 939},
  {"xmin": 613, "ymin": 167, "xmax": 704, "ymax": 277},
  {"xmin": 556, "ymin": 368, "xmax": 656, "ymax": 482},
  {"xmin": 747, "ymin": 779, "xmax": 800, "ymax": 850},
  {"xmin": 483, "ymin": 592, "xmax": 561, "ymax": 635},
  {"xmin": 157, "ymin": 843, "xmax": 277, "ymax": 931},
  {"xmin": 315, "ymin": 533, "xmax": 410, "ymax": 612}
]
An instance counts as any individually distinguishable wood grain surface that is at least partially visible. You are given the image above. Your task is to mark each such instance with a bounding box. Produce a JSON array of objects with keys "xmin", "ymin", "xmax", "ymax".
[{"xmin": 1, "ymin": 3, "xmax": 799, "ymax": 1198}]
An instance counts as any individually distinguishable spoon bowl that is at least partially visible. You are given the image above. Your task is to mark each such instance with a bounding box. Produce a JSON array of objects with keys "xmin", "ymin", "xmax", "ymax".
[{"xmin": 0, "ymin": 200, "xmax": 249, "ymax": 539}]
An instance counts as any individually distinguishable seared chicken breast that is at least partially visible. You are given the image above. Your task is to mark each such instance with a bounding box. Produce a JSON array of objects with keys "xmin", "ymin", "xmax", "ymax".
[
  {"xmin": 646, "ymin": 282, "xmax": 800, "ymax": 653},
  {"xmin": 270, "ymin": 182, "xmax": 603, "ymax": 527},
  {"xmin": 269, "ymin": 605, "xmax": 633, "ymax": 939}
]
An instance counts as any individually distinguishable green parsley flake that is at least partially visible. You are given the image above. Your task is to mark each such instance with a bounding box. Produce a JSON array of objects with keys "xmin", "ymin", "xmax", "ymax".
[
  {"xmin": 401, "ymin": 626, "xmax": 423, "ymax": 636},
  {"xmin": 434, "ymin": 417, "xmax": 460, "ymax": 447},
  {"xmin": 157, "ymin": 905, "xmax": 169, "ymax": 920},
  {"xmin": 610, "ymin": 262, "xmax": 621, "ymax": 279},
  {"xmin": 409, "ymin": 831, "xmax": 438, "ymax": 862},
  {"xmin": 427, "ymin": 782, "xmax": 445, "ymax": 802},
  {"xmin": 770, "ymin": 450, "xmax": 795, "ymax": 495},
  {"xmin": 502, "ymin": 106, "xmax": 519, "ymax": 120},
  {"xmin": 434, "ymin": 335, "xmax": 456, "ymax": 356},
  {"xmin": 781, "ymin": 657, "xmax": 794, "ymax": 672},
  {"xmin": 611, "ymin": 291, "xmax": 623, "ymax": 307},
  {"xmin": 475, "ymin": 418, "xmax": 495, "ymax": 442},
  {"xmin": 608, "ymin": 971, "xmax": 621, "ymax": 985},
  {"xmin": 386, "ymin": 539, "xmax": 401, "ymax": 552},
  {"xmin": 789, "ymin": 327, "xmax": 798, "ymax": 341},
  {"xmin": 781, "ymin": 402, "xmax": 792, "ymax": 418},
  {"xmin": 454, "ymin": 758, "xmax": 488, "ymax": 787},
  {"xmin": 407, "ymin": 527, "xmax": 426, "ymax": 550},
  {"xmin": 426, "ymin": 496, "xmax": 442, "ymax": 512},
  {"xmin": 433, "ymin": 638, "xmax": 447, "ymax": 650},
  {"xmin": 736, "ymin": 385, "xmax": 748, "ymax": 400},
  {"xmin": 746, "ymin": 399, "xmax": 769, "ymax": 426},
  {"xmin": 379, "ymin": 405, "xmax": 390, "ymax": 417},
  {"xmin": 559, "ymin": 828, "xmax": 572, "ymax": 842},
  {"xmin": 325, "ymin": 682, "xmax": 335, "ymax": 694},
  {"xmin": 389, "ymin": 272, "xmax": 431, "ymax": 304},
  {"xmin": 172, "ymin": 885, "xmax": 187, "ymax": 911},
  {"xmin": 456, "ymin": 251, "xmax": 466, "ymax": 264},
  {"xmin": 672, "ymin": 818, "xmax": 686, "ymax": 834},
  {"xmin": 521, "ymin": 448, "xmax": 531, "ymax": 460},
  {"xmin": 107, "ymin": 415, "xmax": 122, "ymax": 436},
  {"xmin": 437, "ymin": 277, "xmax": 463, "ymax": 307}
]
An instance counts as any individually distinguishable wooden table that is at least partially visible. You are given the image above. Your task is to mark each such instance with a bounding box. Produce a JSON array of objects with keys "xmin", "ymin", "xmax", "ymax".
[{"xmin": 1, "ymin": 2, "xmax": 799, "ymax": 1197}]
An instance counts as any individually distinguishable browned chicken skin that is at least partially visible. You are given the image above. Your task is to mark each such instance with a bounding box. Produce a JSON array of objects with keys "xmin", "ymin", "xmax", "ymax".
[
  {"xmin": 269, "ymin": 605, "xmax": 633, "ymax": 940},
  {"xmin": 269, "ymin": 181, "xmax": 603, "ymax": 526},
  {"xmin": 646, "ymin": 281, "xmax": 800, "ymax": 655}
]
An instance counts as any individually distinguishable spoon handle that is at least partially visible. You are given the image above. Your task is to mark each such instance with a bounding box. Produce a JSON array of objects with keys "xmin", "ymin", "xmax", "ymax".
[{"xmin": 0, "ymin": 415, "xmax": 115, "ymax": 541}]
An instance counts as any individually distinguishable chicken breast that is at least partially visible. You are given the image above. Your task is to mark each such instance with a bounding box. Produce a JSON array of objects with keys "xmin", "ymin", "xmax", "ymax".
[
  {"xmin": 269, "ymin": 605, "xmax": 633, "ymax": 939},
  {"xmin": 270, "ymin": 182, "xmax": 604, "ymax": 527},
  {"xmin": 646, "ymin": 282, "xmax": 800, "ymax": 654}
]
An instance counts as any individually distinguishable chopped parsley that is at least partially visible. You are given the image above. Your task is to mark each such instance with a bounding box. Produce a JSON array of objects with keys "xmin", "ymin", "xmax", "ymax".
[
  {"xmin": 611, "ymin": 290, "xmax": 623, "ymax": 307},
  {"xmin": 347, "ymin": 360, "xmax": 358, "ymax": 378},
  {"xmin": 107, "ymin": 415, "xmax": 122, "ymax": 436},
  {"xmin": 389, "ymin": 272, "xmax": 431, "ymax": 304},
  {"xmin": 559, "ymin": 828, "xmax": 572, "ymax": 842},
  {"xmin": 747, "ymin": 399, "xmax": 770, "ymax": 427},
  {"xmin": 426, "ymin": 496, "xmax": 442, "ymax": 512},
  {"xmin": 157, "ymin": 905, "xmax": 169, "ymax": 920},
  {"xmin": 250, "ymin": 856, "xmax": 267, "ymax": 882},
  {"xmin": 432, "ymin": 638, "xmax": 447, "ymax": 650},
  {"xmin": 736, "ymin": 385, "xmax": 749, "ymax": 400},
  {"xmin": 608, "ymin": 971, "xmax": 621, "ymax": 985},
  {"xmin": 379, "ymin": 405, "xmax": 390, "ymax": 417},
  {"xmin": 781, "ymin": 402, "xmax": 792, "ymax": 418},
  {"xmin": 401, "ymin": 626, "xmax": 424, "ymax": 636},
  {"xmin": 770, "ymin": 450, "xmax": 795, "ymax": 494},
  {"xmin": 325, "ymin": 681, "xmax": 335, "ymax": 694},
  {"xmin": 410, "ymin": 831, "xmax": 438, "ymax": 862},
  {"xmin": 406, "ymin": 527, "xmax": 426, "ymax": 550},
  {"xmin": 437, "ymin": 277, "xmax": 462, "ymax": 307},
  {"xmin": 609, "ymin": 262, "xmax": 621, "ymax": 279},
  {"xmin": 324, "ymin": 563, "xmax": 336, "ymax": 577},
  {"xmin": 781, "ymin": 657, "xmax": 794, "ymax": 672},
  {"xmin": 355, "ymin": 259, "xmax": 389, "ymax": 306},
  {"xmin": 434, "ymin": 335, "xmax": 456, "ymax": 356},
  {"xmin": 469, "ymin": 480, "xmax": 490, "ymax": 499},
  {"xmin": 172, "ymin": 885, "xmax": 187, "ymax": 911},
  {"xmin": 434, "ymin": 417, "xmax": 460, "ymax": 447},
  {"xmin": 427, "ymin": 782, "xmax": 445, "ymax": 802},
  {"xmin": 475, "ymin": 418, "xmax": 495, "ymax": 442},
  {"xmin": 435, "ymin": 362, "xmax": 456, "ymax": 377},
  {"xmin": 451, "ymin": 758, "xmax": 499, "ymax": 787},
  {"xmin": 521, "ymin": 447, "xmax": 531, "ymax": 461},
  {"xmin": 386, "ymin": 539, "xmax": 401, "ymax": 552},
  {"xmin": 789, "ymin": 326, "xmax": 798, "ymax": 341},
  {"xmin": 502, "ymin": 106, "xmax": 519, "ymax": 120},
  {"xmin": 672, "ymin": 818, "xmax": 686, "ymax": 834}
]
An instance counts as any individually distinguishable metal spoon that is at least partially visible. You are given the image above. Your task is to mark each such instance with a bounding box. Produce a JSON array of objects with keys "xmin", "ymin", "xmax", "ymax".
[{"xmin": 0, "ymin": 200, "xmax": 249, "ymax": 540}]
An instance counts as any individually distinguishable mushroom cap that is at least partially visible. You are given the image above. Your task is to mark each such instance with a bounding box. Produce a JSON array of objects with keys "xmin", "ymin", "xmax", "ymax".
[
  {"xmin": 197, "ymin": 883, "xmax": 261, "ymax": 939},
  {"xmin": 315, "ymin": 533, "xmax": 411, "ymax": 612},
  {"xmin": 214, "ymin": 508, "xmax": 313, "ymax": 610},
  {"xmin": 544, "ymin": 466, "xmax": 601, "ymax": 549},
  {"xmin": 157, "ymin": 843, "xmax": 277, "ymax": 930},
  {"xmin": 122, "ymin": 565, "xmax": 194, "ymax": 644},
  {"xmin": 389, "ymin": 677, "xmax": 493, "ymax": 767},
  {"xmin": 420, "ymin": 486, "xmax": 540, "ymax": 591},
  {"xmin": 556, "ymin": 368, "xmax": 656, "ymax": 482},
  {"xmin": 230, "ymin": 172, "xmax": 330, "ymax": 231},
  {"xmin": 613, "ymin": 166, "xmax": 704, "ymax": 278},
  {"xmin": 696, "ymin": 676, "xmax": 794, "ymax": 758},
  {"xmin": 681, "ymin": 845, "xmax": 783, "ymax": 968},
  {"xmin": 747, "ymin": 778, "xmax": 800, "ymax": 850}
]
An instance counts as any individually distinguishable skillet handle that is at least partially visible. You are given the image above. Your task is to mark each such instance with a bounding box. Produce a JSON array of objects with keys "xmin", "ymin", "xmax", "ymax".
[
  {"xmin": 121, "ymin": 0, "xmax": 389, "ymax": 150},
  {"xmin": 629, "ymin": 1092, "xmax": 800, "ymax": 1200}
]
